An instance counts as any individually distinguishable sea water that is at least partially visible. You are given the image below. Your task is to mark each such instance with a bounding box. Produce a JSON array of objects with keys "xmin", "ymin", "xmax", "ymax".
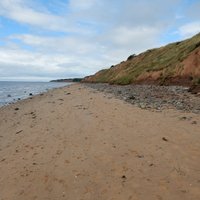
[{"xmin": 0, "ymin": 81, "xmax": 72, "ymax": 107}]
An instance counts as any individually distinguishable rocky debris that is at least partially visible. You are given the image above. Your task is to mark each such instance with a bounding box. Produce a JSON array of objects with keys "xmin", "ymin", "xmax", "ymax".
[{"xmin": 84, "ymin": 83, "xmax": 200, "ymax": 114}]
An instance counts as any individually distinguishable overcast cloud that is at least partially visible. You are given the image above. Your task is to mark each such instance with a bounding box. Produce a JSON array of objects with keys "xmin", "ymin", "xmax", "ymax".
[{"xmin": 0, "ymin": 0, "xmax": 200, "ymax": 81}]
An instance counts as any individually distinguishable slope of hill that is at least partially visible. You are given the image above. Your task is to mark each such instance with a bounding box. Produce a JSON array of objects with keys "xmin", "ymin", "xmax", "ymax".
[{"xmin": 83, "ymin": 33, "xmax": 200, "ymax": 86}]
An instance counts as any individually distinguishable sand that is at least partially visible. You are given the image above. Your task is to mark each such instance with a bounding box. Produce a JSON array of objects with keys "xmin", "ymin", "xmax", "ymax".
[{"xmin": 0, "ymin": 83, "xmax": 200, "ymax": 200}]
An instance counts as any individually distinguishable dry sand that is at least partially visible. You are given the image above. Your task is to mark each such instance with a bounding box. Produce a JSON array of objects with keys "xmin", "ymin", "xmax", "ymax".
[{"xmin": 0, "ymin": 83, "xmax": 200, "ymax": 200}]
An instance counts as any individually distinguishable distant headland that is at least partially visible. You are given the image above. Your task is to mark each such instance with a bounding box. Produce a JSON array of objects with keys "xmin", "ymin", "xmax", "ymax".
[{"xmin": 50, "ymin": 78, "xmax": 83, "ymax": 83}]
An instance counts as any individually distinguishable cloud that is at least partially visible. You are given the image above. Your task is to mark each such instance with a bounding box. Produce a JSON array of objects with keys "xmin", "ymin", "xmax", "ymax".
[
  {"xmin": 108, "ymin": 26, "xmax": 161, "ymax": 51},
  {"xmin": 69, "ymin": 0, "xmax": 98, "ymax": 10},
  {"xmin": 9, "ymin": 34, "xmax": 97, "ymax": 54},
  {"xmin": 7, "ymin": 28, "xmax": 161, "ymax": 74},
  {"xmin": 0, "ymin": 0, "xmax": 79, "ymax": 33},
  {"xmin": 0, "ymin": 42, "xmax": 104, "ymax": 80},
  {"xmin": 178, "ymin": 22, "xmax": 200, "ymax": 38}
]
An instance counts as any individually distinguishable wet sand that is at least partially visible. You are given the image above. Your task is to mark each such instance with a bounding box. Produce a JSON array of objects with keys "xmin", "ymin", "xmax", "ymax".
[{"xmin": 0, "ymin": 83, "xmax": 200, "ymax": 200}]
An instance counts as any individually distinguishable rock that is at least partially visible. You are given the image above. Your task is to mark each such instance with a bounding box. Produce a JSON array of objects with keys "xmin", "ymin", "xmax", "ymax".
[
  {"xmin": 14, "ymin": 108, "xmax": 19, "ymax": 111},
  {"xmin": 7, "ymin": 94, "xmax": 11, "ymax": 97},
  {"xmin": 162, "ymin": 137, "xmax": 168, "ymax": 142},
  {"xmin": 180, "ymin": 116, "xmax": 187, "ymax": 120},
  {"xmin": 29, "ymin": 93, "xmax": 33, "ymax": 96},
  {"xmin": 16, "ymin": 130, "xmax": 23, "ymax": 134},
  {"xmin": 128, "ymin": 95, "xmax": 135, "ymax": 100},
  {"xmin": 139, "ymin": 103, "xmax": 146, "ymax": 109},
  {"xmin": 137, "ymin": 155, "xmax": 144, "ymax": 158},
  {"xmin": 121, "ymin": 175, "xmax": 127, "ymax": 179}
]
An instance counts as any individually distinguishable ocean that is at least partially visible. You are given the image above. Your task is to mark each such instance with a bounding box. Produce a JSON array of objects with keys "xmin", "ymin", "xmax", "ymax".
[{"xmin": 0, "ymin": 81, "xmax": 72, "ymax": 107}]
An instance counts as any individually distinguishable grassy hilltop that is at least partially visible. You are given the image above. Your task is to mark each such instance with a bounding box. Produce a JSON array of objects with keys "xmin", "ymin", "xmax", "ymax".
[{"xmin": 83, "ymin": 33, "xmax": 200, "ymax": 86}]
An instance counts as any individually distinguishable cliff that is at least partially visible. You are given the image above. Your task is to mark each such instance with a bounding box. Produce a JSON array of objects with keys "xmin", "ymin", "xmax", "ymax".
[{"xmin": 83, "ymin": 33, "xmax": 200, "ymax": 86}]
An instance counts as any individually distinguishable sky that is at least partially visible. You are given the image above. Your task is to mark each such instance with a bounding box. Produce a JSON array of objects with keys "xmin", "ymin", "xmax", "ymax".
[{"xmin": 0, "ymin": 0, "xmax": 200, "ymax": 81}]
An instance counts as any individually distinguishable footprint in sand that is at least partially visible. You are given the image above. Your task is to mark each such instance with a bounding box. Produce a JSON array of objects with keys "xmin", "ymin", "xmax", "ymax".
[
  {"xmin": 1, "ymin": 158, "xmax": 6, "ymax": 162},
  {"xmin": 56, "ymin": 150, "xmax": 63, "ymax": 155},
  {"xmin": 191, "ymin": 121, "xmax": 197, "ymax": 124},
  {"xmin": 65, "ymin": 160, "xmax": 70, "ymax": 164}
]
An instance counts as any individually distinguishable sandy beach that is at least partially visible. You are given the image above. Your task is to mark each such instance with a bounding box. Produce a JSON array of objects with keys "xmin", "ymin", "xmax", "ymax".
[{"xmin": 0, "ymin": 83, "xmax": 200, "ymax": 200}]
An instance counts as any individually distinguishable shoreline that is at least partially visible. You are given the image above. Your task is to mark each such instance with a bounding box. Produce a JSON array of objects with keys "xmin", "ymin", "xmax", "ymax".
[
  {"xmin": 0, "ymin": 81, "xmax": 73, "ymax": 108},
  {"xmin": 0, "ymin": 83, "xmax": 200, "ymax": 200}
]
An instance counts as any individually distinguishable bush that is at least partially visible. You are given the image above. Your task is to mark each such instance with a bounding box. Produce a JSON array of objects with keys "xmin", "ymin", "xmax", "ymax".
[{"xmin": 127, "ymin": 54, "xmax": 136, "ymax": 60}]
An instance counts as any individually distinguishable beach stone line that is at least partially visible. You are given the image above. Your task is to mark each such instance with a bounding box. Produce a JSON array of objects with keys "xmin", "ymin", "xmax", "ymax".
[{"xmin": 84, "ymin": 83, "xmax": 200, "ymax": 114}]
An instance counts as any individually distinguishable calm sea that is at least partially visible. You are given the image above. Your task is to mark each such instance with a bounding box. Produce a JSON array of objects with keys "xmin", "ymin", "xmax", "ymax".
[{"xmin": 0, "ymin": 81, "xmax": 72, "ymax": 107}]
